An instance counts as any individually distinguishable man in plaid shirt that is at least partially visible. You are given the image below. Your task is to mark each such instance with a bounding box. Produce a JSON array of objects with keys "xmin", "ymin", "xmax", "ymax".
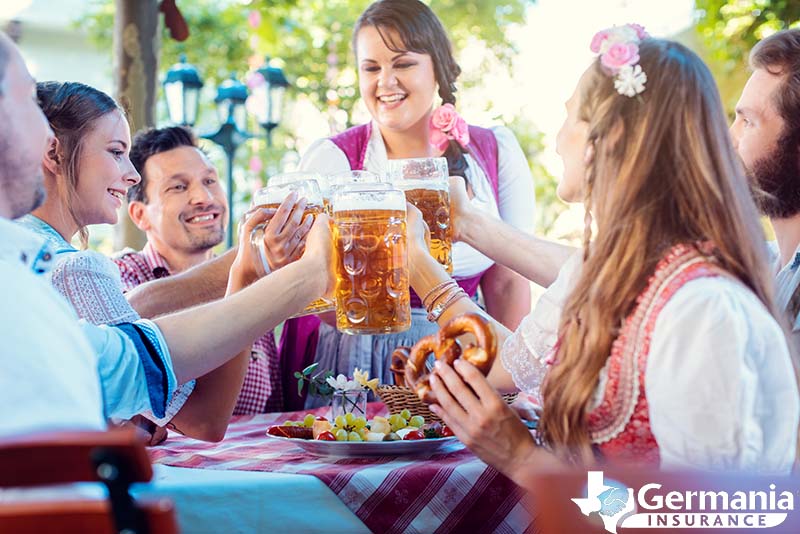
[{"xmin": 115, "ymin": 127, "xmax": 303, "ymax": 414}]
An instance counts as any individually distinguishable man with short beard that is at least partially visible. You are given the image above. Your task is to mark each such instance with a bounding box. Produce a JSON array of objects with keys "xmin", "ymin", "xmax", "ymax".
[
  {"xmin": 731, "ymin": 29, "xmax": 800, "ymax": 337},
  {"xmin": 116, "ymin": 126, "xmax": 310, "ymax": 415}
]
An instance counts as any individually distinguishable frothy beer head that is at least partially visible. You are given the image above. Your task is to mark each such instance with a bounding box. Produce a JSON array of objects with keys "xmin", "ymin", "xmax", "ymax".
[
  {"xmin": 385, "ymin": 157, "xmax": 448, "ymax": 182},
  {"xmin": 332, "ymin": 188, "xmax": 411, "ymax": 335},
  {"xmin": 254, "ymin": 177, "xmax": 323, "ymax": 207},
  {"xmin": 328, "ymin": 170, "xmax": 383, "ymax": 193}
]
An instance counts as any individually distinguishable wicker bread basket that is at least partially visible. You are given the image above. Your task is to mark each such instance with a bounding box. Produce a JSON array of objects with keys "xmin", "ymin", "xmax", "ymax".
[{"xmin": 377, "ymin": 384, "xmax": 518, "ymax": 424}]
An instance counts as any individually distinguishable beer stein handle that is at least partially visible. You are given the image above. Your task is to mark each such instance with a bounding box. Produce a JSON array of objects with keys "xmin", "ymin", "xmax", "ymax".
[{"xmin": 249, "ymin": 223, "xmax": 272, "ymax": 278}]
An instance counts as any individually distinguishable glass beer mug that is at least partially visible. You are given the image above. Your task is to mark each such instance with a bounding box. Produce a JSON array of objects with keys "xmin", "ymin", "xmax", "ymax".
[
  {"xmin": 385, "ymin": 157, "xmax": 453, "ymax": 273},
  {"xmin": 249, "ymin": 179, "xmax": 334, "ymax": 317},
  {"xmin": 331, "ymin": 188, "xmax": 411, "ymax": 335},
  {"xmin": 269, "ymin": 171, "xmax": 331, "ymax": 214}
]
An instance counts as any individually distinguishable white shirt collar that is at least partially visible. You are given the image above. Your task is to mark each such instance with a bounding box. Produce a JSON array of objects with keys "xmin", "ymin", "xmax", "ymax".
[{"xmin": 0, "ymin": 217, "xmax": 57, "ymax": 274}]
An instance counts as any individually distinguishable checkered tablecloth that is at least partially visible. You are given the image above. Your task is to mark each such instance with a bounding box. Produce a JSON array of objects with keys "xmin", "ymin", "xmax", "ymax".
[{"xmin": 149, "ymin": 403, "xmax": 532, "ymax": 533}]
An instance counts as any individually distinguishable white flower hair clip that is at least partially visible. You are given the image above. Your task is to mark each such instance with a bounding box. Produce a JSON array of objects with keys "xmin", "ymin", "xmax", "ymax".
[{"xmin": 590, "ymin": 23, "xmax": 649, "ymax": 97}]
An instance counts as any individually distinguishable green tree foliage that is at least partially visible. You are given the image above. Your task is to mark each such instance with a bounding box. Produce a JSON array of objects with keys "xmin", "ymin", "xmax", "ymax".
[
  {"xmin": 78, "ymin": 0, "xmax": 253, "ymax": 88},
  {"xmin": 694, "ymin": 0, "xmax": 799, "ymax": 112}
]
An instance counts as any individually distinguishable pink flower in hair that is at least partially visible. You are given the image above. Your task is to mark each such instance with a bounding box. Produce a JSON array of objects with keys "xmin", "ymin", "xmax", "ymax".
[
  {"xmin": 429, "ymin": 103, "xmax": 470, "ymax": 151},
  {"xmin": 601, "ymin": 42, "xmax": 640, "ymax": 73},
  {"xmin": 430, "ymin": 128, "xmax": 450, "ymax": 152},
  {"xmin": 591, "ymin": 23, "xmax": 648, "ymax": 97},
  {"xmin": 450, "ymin": 116, "xmax": 469, "ymax": 146},
  {"xmin": 629, "ymin": 23, "xmax": 649, "ymax": 40},
  {"xmin": 431, "ymin": 104, "xmax": 459, "ymax": 132},
  {"xmin": 590, "ymin": 30, "xmax": 612, "ymax": 54}
]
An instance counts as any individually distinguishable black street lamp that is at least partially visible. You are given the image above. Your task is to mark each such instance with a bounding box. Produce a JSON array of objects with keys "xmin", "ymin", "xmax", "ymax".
[
  {"xmin": 162, "ymin": 58, "xmax": 290, "ymax": 248},
  {"xmin": 163, "ymin": 55, "xmax": 203, "ymax": 127},
  {"xmin": 253, "ymin": 57, "xmax": 290, "ymax": 147}
]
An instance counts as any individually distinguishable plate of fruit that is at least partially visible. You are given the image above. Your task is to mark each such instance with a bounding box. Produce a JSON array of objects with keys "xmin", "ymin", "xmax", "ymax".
[{"xmin": 265, "ymin": 410, "xmax": 458, "ymax": 457}]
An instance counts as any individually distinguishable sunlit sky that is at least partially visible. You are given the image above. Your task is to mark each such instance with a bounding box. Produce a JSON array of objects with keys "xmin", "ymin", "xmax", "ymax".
[{"xmin": 472, "ymin": 0, "xmax": 696, "ymax": 179}]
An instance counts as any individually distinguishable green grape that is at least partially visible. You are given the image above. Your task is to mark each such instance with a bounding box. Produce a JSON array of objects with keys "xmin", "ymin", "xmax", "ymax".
[
  {"xmin": 283, "ymin": 420, "xmax": 295, "ymax": 426},
  {"xmin": 400, "ymin": 409, "xmax": 412, "ymax": 420},
  {"xmin": 348, "ymin": 431, "xmax": 363, "ymax": 442},
  {"xmin": 409, "ymin": 415, "xmax": 425, "ymax": 428},
  {"xmin": 335, "ymin": 429, "xmax": 349, "ymax": 441},
  {"xmin": 390, "ymin": 417, "xmax": 407, "ymax": 432},
  {"xmin": 388, "ymin": 414, "xmax": 400, "ymax": 427},
  {"xmin": 344, "ymin": 412, "xmax": 356, "ymax": 426},
  {"xmin": 354, "ymin": 417, "xmax": 367, "ymax": 430},
  {"xmin": 303, "ymin": 414, "xmax": 316, "ymax": 428},
  {"xmin": 358, "ymin": 427, "xmax": 368, "ymax": 439},
  {"xmin": 334, "ymin": 415, "xmax": 346, "ymax": 428}
]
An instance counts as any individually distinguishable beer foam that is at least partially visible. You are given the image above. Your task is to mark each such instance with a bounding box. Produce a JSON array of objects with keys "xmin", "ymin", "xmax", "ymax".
[{"xmin": 332, "ymin": 192, "xmax": 407, "ymax": 213}]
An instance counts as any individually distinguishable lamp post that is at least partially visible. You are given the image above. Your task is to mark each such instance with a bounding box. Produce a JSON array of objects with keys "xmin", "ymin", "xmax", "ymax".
[
  {"xmin": 253, "ymin": 56, "xmax": 290, "ymax": 147},
  {"xmin": 163, "ymin": 55, "xmax": 203, "ymax": 127},
  {"xmin": 162, "ymin": 57, "xmax": 290, "ymax": 248},
  {"xmin": 201, "ymin": 76, "xmax": 251, "ymax": 247}
]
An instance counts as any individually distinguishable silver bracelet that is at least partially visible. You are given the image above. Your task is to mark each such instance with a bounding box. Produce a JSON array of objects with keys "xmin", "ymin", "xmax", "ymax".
[{"xmin": 250, "ymin": 226, "xmax": 272, "ymax": 278}]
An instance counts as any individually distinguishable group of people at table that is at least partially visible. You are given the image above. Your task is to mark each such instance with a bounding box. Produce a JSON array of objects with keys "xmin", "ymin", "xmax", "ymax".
[{"xmin": 2, "ymin": 0, "xmax": 800, "ymax": 497}]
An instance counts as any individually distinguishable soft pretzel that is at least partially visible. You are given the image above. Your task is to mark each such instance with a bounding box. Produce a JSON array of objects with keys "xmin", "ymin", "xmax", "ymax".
[
  {"xmin": 403, "ymin": 313, "xmax": 497, "ymax": 404},
  {"xmin": 390, "ymin": 347, "xmax": 411, "ymax": 387}
]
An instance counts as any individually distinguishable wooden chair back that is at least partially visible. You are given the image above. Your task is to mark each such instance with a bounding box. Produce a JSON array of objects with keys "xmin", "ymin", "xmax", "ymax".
[{"xmin": 0, "ymin": 428, "xmax": 178, "ymax": 534}]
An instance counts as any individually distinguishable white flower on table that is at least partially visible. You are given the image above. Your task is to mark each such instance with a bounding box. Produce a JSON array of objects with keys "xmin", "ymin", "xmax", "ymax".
[
  {"xmin": 326, "ymin": 374, "xmax": 363, "ymax": 392},
  {"xmin": 614, "ymin": 64, "xmax": 647, "ymax": 97}
]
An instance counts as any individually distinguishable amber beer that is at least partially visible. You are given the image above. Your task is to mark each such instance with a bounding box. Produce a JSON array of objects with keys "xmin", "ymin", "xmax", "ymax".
[
  {"xmin": 386, "ymin": 157, "xmax": 453, "ymax": 273},
  {"xmin": 250, "ymin": 179, "xmax": 334, "ymax": 316},
  {"xmin": 332, "ymin": 189, "xmax": 411, "ymax": 335},
  {"xmin": 403, "ymin": 185, "xmax": 453, "ymax": 273}
]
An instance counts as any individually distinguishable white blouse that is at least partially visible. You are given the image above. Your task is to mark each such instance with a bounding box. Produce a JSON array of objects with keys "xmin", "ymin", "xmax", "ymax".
[
  {"xmin": 299, "ymin": 122, "xmax": 536, "ymax": 278},
  {"xmin": 502, "ymin": 255, "xmax": 799, "ymax": 473}
]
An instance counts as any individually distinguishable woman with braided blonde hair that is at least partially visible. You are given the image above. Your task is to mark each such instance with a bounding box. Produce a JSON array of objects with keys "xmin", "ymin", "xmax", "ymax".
[{"xmin": 403, "ymin": 27, "xmax": 799, "ymax": 480}]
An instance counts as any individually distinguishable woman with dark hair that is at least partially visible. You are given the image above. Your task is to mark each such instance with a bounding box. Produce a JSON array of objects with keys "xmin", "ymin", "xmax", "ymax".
[
  {"xmin": 286, "ymin": 0, "xmax": 534, "ymax": 406},
  {"xmin": 405, "ymin": 27, "xmax": 798, "ymax": 476},
  {"xmin": 16, "ymin": 81, "xmax": 333, "ymax": 442}
]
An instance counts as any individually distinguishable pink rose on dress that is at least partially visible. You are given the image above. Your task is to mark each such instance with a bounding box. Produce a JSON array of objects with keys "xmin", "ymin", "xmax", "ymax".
[
  {"xmin": 431, "ymin": 103, "xmax": 459, "ymax": 133},
  {"xmin": 601, "ymin": 42, "xmax": 640, "ymax": 72},
  {"xmin": 590, "ymin": 30, "xmax": 612, "ymax": 54}
]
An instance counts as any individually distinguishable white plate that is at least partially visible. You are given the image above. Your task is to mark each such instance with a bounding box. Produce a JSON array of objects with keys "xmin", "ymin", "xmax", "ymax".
[{"xmin": 265, "ymin": 434, "xmax": 460, "ymax": 457}]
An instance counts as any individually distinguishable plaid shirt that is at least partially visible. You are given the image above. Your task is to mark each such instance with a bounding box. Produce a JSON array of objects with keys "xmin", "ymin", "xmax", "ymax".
[{"xmin": 114, "ymin": 242, "xmax": 282, "ymax": 414}]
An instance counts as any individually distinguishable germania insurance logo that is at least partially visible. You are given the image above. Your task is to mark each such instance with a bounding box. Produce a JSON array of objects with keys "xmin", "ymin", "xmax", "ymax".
[{"xmin": 572, "ymin": 471, "xmax": 794, "ymax": 532}]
